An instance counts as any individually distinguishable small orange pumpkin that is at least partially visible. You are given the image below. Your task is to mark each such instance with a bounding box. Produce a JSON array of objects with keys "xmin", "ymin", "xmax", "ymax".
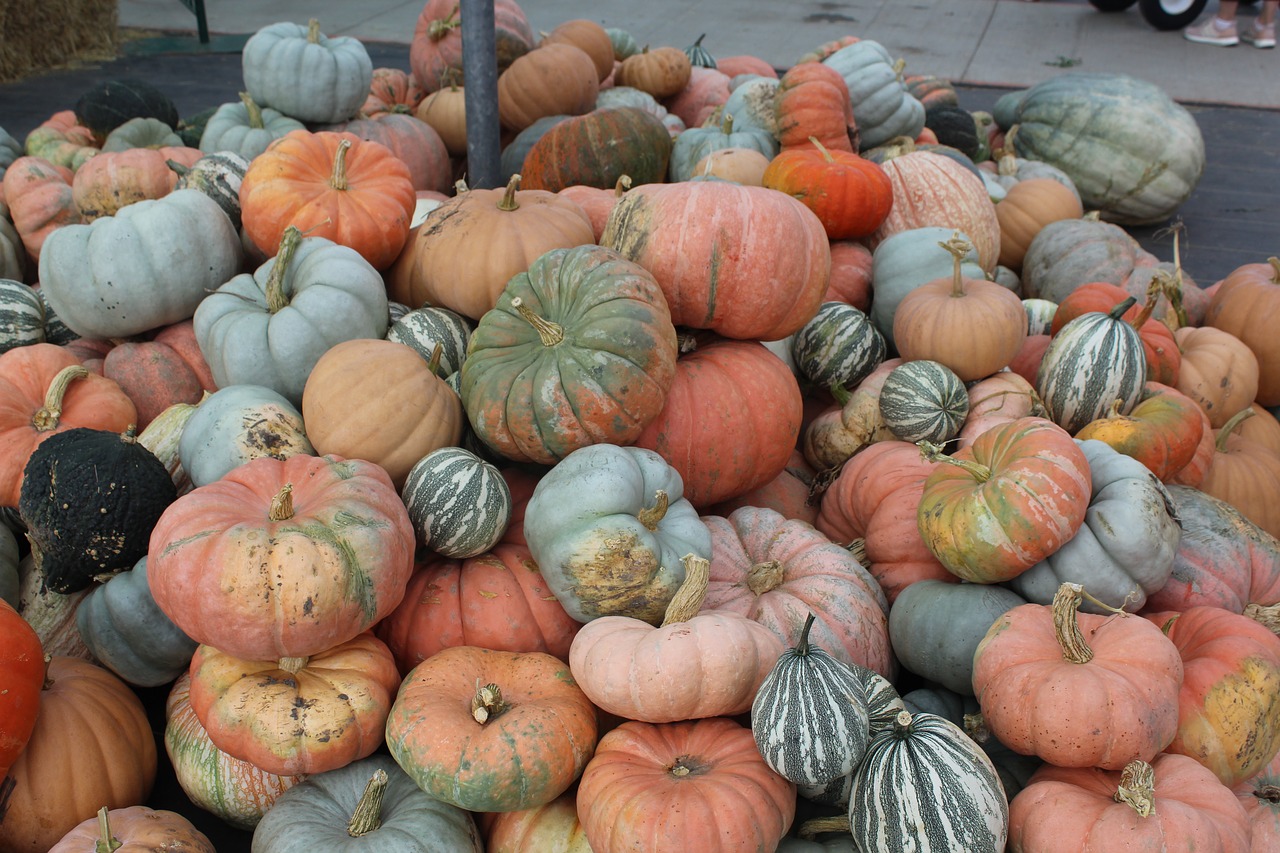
[
  {"xmin": 540, "ymin": 19, "xmax": 615, "ymax": 82},
  {"xmin": 616, "ymin": 46, "xmax": 692, "ymax": 99},
  {"xmin": 762, "ymin": 138, "xmax": 893, "ymax": 240},
  {"xmin": 1175, "ymin": 325, "xmax": 1260, "ymax": 428},
  {"xmin": 773, "ymin": 61, "xmax": 857, "ymax": 152},
  {"xmin": 995, "ymin": 177, "xmax": 1084, "ymax": 271},
  {"xmin": 1075, "ymin": 381, "xmax": 1206, "ymax": 483},
  {"xmin": 1198, "ymin": 408, "xmax": 1280, "ymax": 539},
  {"xmin": 497, "ymin": 43, "xmax": 600, "ymax": 132}
]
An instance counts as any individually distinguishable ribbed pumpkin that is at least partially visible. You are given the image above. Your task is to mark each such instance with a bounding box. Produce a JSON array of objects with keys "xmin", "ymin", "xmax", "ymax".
[
  {"xmin": 877, "ymin": 359, "xmax": 970, "ymax": 445},
  {"xmin": 386, "ymin": 304, "xmax": 472, "ymax": 376},
  {"xmin": 973, "ymin": 583, "xmax": 1184, "ymax": 769},
  {"xmin": 1206, "ymin": 257, "xmax": 1280, "ymax": 406},
  {"xmin": 241, "ymin": 18, "xmax": 373, "ymax": 124},
  {"xmin": 995, "ymin": 177, "xmax": 1084, "ymax": 271},
  {"xmin": 1174, "ymin": 325, "xmax": 1260, "ymax": 429},
  {"xmin": 386, "ymin": 174, "xmax": 594, "ymax": 321},
  {"xmin": 460, "ymin": 244, "xmax": 677, "ymax": 466},
  {"xmin": 409, "ymin": 0, "xmax": 534, "ymax": 93},
  {"xmin": 691, "ymin": 147, "xmax": 771, "ymax": 185},
  {"xmin": 822, "ymin": 40, "xmax": 925, "ymax": 149},
  {"xmin": 751, "ymin": 613, "xmax": 870, "ymax": 787},
  {"xmin": 520, "ymin": 107, "xmax": 671, "ymax": 191},
  {"xmin": 632, "ymin": 336, "xmax": 803, "ymax": 508},
  {"xmin": 869, "ymin": 225, "xmax": 985, "ymax": 350},
  {"xmin": 1036, "ymin": 296, "xmax": 1148, "ymax": 435},
  {"xmin": 602, "ymin": 180, "xmax": 831, "ymax": 341},
  {"xmin": 401, "ymin": 447, "xmax": 511, "ymax": 559},
  {"xmin": 1075, "ymin": 381, "xmax": 1206, "ymax": 482},
  {"xmin": 541, "ymin": 19, "xmax": 615, "ymax": 81},
  {"xmin": 414, "ymin": 80, "xmax": 467, "ymax": 156},
  {"xmin": 616, "ymin": 46, "xmax": 692, "ymax": 98},
  {"xmin": 576, "ymin": 717, "xmax": 796, "ymax": 853},
  {"xmin": 762, "ymin": 139, "xmax": 894, "ymax": 240},
  {"xmin": 773, "ymin": 61, "xmax": 857, "ymax": 153},
  {"xmin": 1049, "ymin": 279, "xmax": 1182, "ymax": 386},
  {"xmin": 668, "ymin": 113, "xmax": 778, "ymax": 184},
  {"xmin": 497, "ymin": 43, "xmax": 600, "ymax": 132},
  {"xmin": 70, "ymin": 146, "xmax": 199, "ymax": 221},
  {"xmin": 361, "ymin": 66, "xmax": 426, "ymax": 115},
  {"xmin": 197, "ymin": 92, "xmax": 306, "ymax": 160},
  {"xmin": 1234, "ymin": 749, "xmax": 1280, "ymax": 851},
  {"xmin": 333, "ymin": 112, "xmax": 453, "ymax": 194},
  {"xmin": 1198, "ymin": 408, "xmax": 1280, "ymax": 540},
  {"xmin": 48, "ymin": 806, "xmax": 214, "ymax": 853}
]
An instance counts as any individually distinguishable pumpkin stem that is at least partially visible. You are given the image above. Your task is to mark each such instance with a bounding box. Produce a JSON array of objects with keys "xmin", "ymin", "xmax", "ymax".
[
  {"xmin": 1268, "ymin": 256, "xmax": 1280, "ymax": 282},
  {"xmin": 31, "ymin": 364, "xmax": 90, "ymax": 431},
  {"xmin": 426, "ymin": 342, "xmax": 445, "ymax": 378},
  {"xmin": 346, "ymin": 769, "xmax": 388, "ymax": 836},
  {"xmin": 963, "ymin": 712, "xmax": 990, "ymax": 744},
  {"xmin": 938, "ymin": 232, "xmax": 973, "ymax": 298},
  {"xmin": 40, "ymin": 654, "xmax": 53, "ymax": 690},
  {"xmin": 891, "ymin": 708, "xmax": 914, "ymax": 734},
  {"xmin": 166, "ymin": 159, "xmax": 191, "ymax": 177},
  {"xmin": 269, "ymin": 484, "xmax": 295, "ymax": 521},
  {"xmin": 918, "ymin": 440, "xmax": 990, "ymax": 482},
  {"xmin": 829, "ymin": 382, "xmax": 853, "ymax": 407},
  {"xmin": 510, "ymin": 297, "xmax": 564, "ymax": 347},
  {"xmin": 94, "ymin": 806, "xmax": 122, "ymax": 853},
  {"xmin": 846, "ymin": 537, "xmax": 867, "ymax": 564},
  {"xmin": 428, "ymin": 5, "xmax": 461, "ymax": 40},
  {"xmin": 637, "ymin": 490, "xmax": 669, "ymax": 530},
  {"xmin": 669, "ymin": 760, "xmax": 692, "ymax": 777},
  {"xmin": 745, "ymin": 560, "xmax": 785, "ymax": 596},
  {"xmin": 720, "ymin": 112, "xmax": 735, "ymax": 135},
  {"xmin": 1131, "ymin": 271, "xmax": 1167, "ymax": 330},
  {"xmin": 278, "ymin": 656, "xmax": 309, "ymax": 674},
  {"xmin": 239, "ymin": 91, "xmax": 265, "ymax": 129},
  {"xmin": 1215, "ymin": 407, "xmax": 1255, "ymax": 453},
  {"xmin": 307, "ymin": 18, "xmax": 322, "ymax": 43},
  {"xmin": 661, "ymin": 554, "xmax": 710, "ymax": 626},
  {"xmin": 265, "ymin": 225, "xmax": 304, "ymax": 314},
  {"xmin": 891, "ymin": 57, "xmax": 906, "ymax": 81},
  {"xmin": 808, "ymin": 136, "xmax": 835, "ymax": 163},
  {"xmin": 614, "ymin": 174, "xmax": 633, "ymax": 197},
  {"xmin": 1104, "ymin": 397, "xmax": 1126, "ymax": 419},
  {"xmin": 1244, "ymin": 602, "xmax": 1280, "ymax": 638},
  {"xmin": 1107, "ymin": 295, "xmax": 1138, "ymax": 321},
  {"xmin": 498, "ymin": 173, "xmax": 522, "ymax": 211},
  {"xmin": 454, "ymin": 178, "xmax": 469, "ymax": 194},
  {"xmin": 1052, "ymin": 582, "xmax": 1094, "ymax": 664},
  {"xmin": 797, "ymin": 815, "xmax": 852, "ymax": 840},
  {"xmin": 330, "ymin": 138, "xmax": 352, "ymax": 191},
  {"xmin": 794, "ymin": 612, "xmax": 818, "ymax": 656},
  {"xmin": 1114, "ymin": 759, "xmax": 1156, "ymax": 818},
  {"xmin": 471, "ymin": 681, "xmax": 508, "ymax": 724},
  {"xmin": 1256, "ymin": 783, "xmax": 1280, "ymax": 803},
  {"xmin": 119, "ymin": 424, "xmax": 138, "ymax": 444},
  {"xmin": 806, "ymin": 463, "xmax": 841, "ymax": 506},
  {"xmin": 996, "ymin": 150, "xmax": 1019, "ymax": 177}
]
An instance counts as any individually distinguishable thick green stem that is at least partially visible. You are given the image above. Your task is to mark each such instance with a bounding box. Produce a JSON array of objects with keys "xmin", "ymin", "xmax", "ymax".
[
  {"xmin": 239, "ymin": 91, "xmax": 264, "ymax": 128},
  {"xmin": 347, "ymin": 770, "xmax": 388, "ymax": 836},
  {"xmin": 95, "ymin": 807, "xmax": 122, "ymax": 853},
  {"xmin": 265, "ymin": 225, "xmax": 304, "ymax": 313},
  {"xmin": 918, "ymin": 440, "xmax": 990, "ymax": 481}
]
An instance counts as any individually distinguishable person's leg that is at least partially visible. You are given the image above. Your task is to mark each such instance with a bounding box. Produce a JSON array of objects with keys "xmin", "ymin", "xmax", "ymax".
[
  {"xmin": 1186, "ymin": 1, "xmax": 1241, "ymax": 44},
  {"xmin": 1242, "ymin": 0, "xmax": 1277, "ymax": 45}
]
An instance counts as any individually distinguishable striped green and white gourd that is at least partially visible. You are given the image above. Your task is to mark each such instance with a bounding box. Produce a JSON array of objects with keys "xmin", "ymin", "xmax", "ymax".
[
  {"xmin": 37, "ymin": 286, "xmax": 78, "ymax": 345},
  {"xmin": 401, "ymin": 447, "xmax": 512, "ymax": 559},
  {"xmin": 1035, "ymin": 296, "xmax": 1147, "ymax": 435},
  {"xmin": 878, "ymin": 359, "xmax": 969, "ymax": 444},
  {"xmin": 0, "ymin": 278, "xmax": 46, "ymax": 353},
  {"xmin": 387, "ymin": 305, "xmax": 473, "ymax": 377},
  {"xmin": 387, "ymin": 301, "xmax": 412, "ymax": 325},
  {"xmin": 751, "ymin": 613, "xmax": 870, "ymax": 788},
  {"xmin": 791, "ymin": 302, "xmax": 886, "ymax": 393},
  {"xmin": 1022, "ymin": 298, "xmax": 1058, "ymax": 336},
  {"xmin": 849, "ymin": 710, "xmax": 1008, "ymax": 853},
  {"xmin": 173, "ymin": 151, "xmax": 249, "ymax": 230}
]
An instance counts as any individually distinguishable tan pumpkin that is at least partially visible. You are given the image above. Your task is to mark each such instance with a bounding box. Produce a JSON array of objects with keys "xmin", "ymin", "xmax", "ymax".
[
  {"xmin": 415, "ymin": 80, "xmax": 468, "ymax": 157},
  {"xmin": 497, "ymin": 43, "xmax": 600, "ymax": 132},
  {"xmin": 1174, "ymin": 326, "xmax": 1260, "ymax": 428},
  {"xmin": 301, "ymin": 338, "xmax": 463, "ymax": 488},
  {"xmin": 540, "ymin": 18, "xmax": 615, "ymax": 82},
  {"xmin": 616, "ymin": 46, "xmax": 692, "ymax": 98},
  {"xmin": 691, "ymin": 146, "xmax": 771, "ymax": 185},
  {"xmin": 1204, "ymin": 257, "xmax": 1280, "ymax": 406},
  {"xmin": 71, "ymin": 147, "xmax": 202, "ymax": 221},
  {"xmin": 1198, "ymin": 408, "xmax": 1280, "ymax": 540},
  {"xmin": 995, "ymin": 177, "xmax": 1084, "ymax": 271}
]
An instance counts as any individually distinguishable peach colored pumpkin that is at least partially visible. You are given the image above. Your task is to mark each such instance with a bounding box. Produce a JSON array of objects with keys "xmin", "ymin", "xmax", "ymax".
[
  {"xmin": 101, "ymin": 320, "xmax": 217, "ymax": 429},
  {"xmin": 415, "ymin": 82, "xmax": 468, "ymax": 157},
  {"xmin": 1199, "ymin": 409, "xmax": 1280, "ymax": 539},
  {"xmin": 665, "ymin": 66, "xmax": 731, "ymax": 128},
  {"xmin": 958, "ymin": 371, "xmax": 1048, "ymax": 447},
  {"xmin": 558, "ymin": 175, "xmax": 630, "ymax": 241},
  {"xmin": 1205, "ymin": 257, "xmax": 1280, "ymax": 406},
  {"xmin": 497, "ymin": 43, "xmax": 600, "ymax": 132},
  {"xmin": 1233, "ymin": 748, "xmax": 1280, "ymax": 852},
  {"xmin": 540, "ymin": 19, "xmax": 615, "ymax": 82},
  {"xmin": 71, "ymin": 146, "xmax": 202, "ymax": 221},
  {"xmin": 691, "ymin": 147, "xmax": 771, "ymax": 185},
  {"xmin": 3, "ymin": 155, "xmax": 82, "ymax": 261},
  {"xmin": 823, "ymin": 239, "xmax": 874, "ymax": 309},
  {"xmin": 995, "ymin": 177, "xmax": 1084, "ymax": 271},
  {"xmin": 1175, "ymin": 325, "xmax": 1260, "ymax": 429},
  {"xmin": 48, "ymin": 806, "xmax": 214, "ymax": 853}
]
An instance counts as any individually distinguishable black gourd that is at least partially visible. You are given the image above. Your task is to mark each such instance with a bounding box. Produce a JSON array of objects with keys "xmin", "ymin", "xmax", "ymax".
[
  {"xmin": 18, "ymin": 426, "xmax": 178, "ymax": 594},
  {"xmin": 74, "ymin": 78, "xmax": 180, "ymax": 138}
]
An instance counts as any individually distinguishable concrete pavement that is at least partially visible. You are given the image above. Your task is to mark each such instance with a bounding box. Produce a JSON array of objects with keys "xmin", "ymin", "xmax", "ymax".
[{"xmin": 115, "ymin": 0, "xmax": 1280, "ymax": 109}]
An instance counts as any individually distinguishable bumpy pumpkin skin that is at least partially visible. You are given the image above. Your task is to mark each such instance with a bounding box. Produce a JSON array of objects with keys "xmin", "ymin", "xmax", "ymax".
[{"xmin": 147, "ymin": 453, "xmax": 415, "ymax": 661}]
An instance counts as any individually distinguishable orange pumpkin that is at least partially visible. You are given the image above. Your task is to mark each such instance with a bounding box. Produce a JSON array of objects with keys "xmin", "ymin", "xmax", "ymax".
[
  {"xmin": 691, "ymin": 147, "xmax": 771, "ymax": 185},
  {"xmin": 484, "ymin": 790, "xmax": 591, "ymax": 852},
  {"xmin": 1237, "ymin": 405, "xmax": 1280, "ymax": 456},
  {"xmin": 409, "ymin": 0, "xmax": 534, "ymax": 93},
  {"xmin": 186, "ymin": 632, "xmax": 401, "ymax": 777},
  {"xmin": 302, "ymin": 338, "xmax": 463, "ymax": 487},
  {"xmin": 334, "ymin": 112, "xmax": 453, "ymax": 195},
  {"xmin": 239, "ymin": 129, "xmax": 415, "ymax": 270},
  {"xmin": 664, "ymin": 67, "xmax": 731, "ymax": 128},
  {"xmin": 0, "ymin": 343, "xmax": 137, "ymax": 507},
  {"xmin": 3, "ymin": 155, "xmax": 83, "ymax": 261},
  {"xmin": 147, "ymin": 453, "xmax": 416, "ymax": 660},
  {"xmin": 71, "ymin": 146, "xmax": 202, "ymax": 220},
  {"xmin": 762, "ymin": 139, "xmax": 893, "ymax": 240},
  {"xmin": 773, "ymin": 61, "xmax": 857, "ymax": 152},
  {"xmin": 957, "ymin": 371, "xmax": 1048, "ymax": 448},
  {"xmin": 576, "ymin": 717, "xmax": 796, "ymax": 853},
  {"xmin": 995, "ymin": 177, "xmax": 1084, "ymax": 271},
  {"xmin": 557, "ymin": 175, "xmax": 630, "ymax": 241},
  {"xmin": 0, "ymin": 657, "xmax": 157, "ymax": 853},
  {"xmin": 706, "ymin": 448, "xmax": 819, "ymax": 525},
  {"xmin": 973, "ymin": 583, "xmax": 1184, "ymax": 770},
  {"xmin": 616, "ymin": 46, "xmax": 692, "ymax": 99},
  {"xmin": 387, "ymin": 174, "xmax": 594, "ymax": 320},
  {"xmin": 1205, "ymin": 257, "xmax": 1280, "ymax": 406},
  {"xmin": 1075, "ymin": 381, "xmax": 1206, "ymax": 483},
  {"xmin": 1168, "ymin": 402, "xmax": 1217, "ymax": 488},
  {"xmin": 0, "ymin": 598, "xmax": 43, "ymax": 780},
  {"xmin": 1175, "ymin": 325, "xmax": 1260, "ymax": 428},
  {"xmin": 497, "ymin": 43, "xmax": 600, "ymax": 132},
  {"xmin": 48, "ymin": 806, "xmax": 215, "ymax": 853},
  {"xmin": 540, "ymin": 19, "xmax": 615, "ymax": 82},
  {"xmin": 1198, "ymin": 408, "xmax": 1280, "ymax": 539},
  {"xmin": 361, "ymin": 67, "xmax": 426, "ymax": 116},
  {"xmin": 101, "ymin": 320, "xmax": 217, "ymax": 429},
  {"xmin": 823, "ymin": 239, "xmax": 874, "ymax": 309},
  {"xmin": 1233, "ymin": 748, "xmax": 1280, "ymax": 851},
  {"xmin": 414, "ymin": 80, "xmax": 468, "ymax": 157},
  {"xmin": 385, "ymin": 645, "xmax": 598, "ymax": 813}
]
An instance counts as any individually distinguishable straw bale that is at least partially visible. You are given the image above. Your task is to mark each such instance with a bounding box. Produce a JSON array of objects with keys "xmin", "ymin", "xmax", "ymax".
[{"xmin": 0, "ymin": 0, "xmax": 118, "ymax": 83}]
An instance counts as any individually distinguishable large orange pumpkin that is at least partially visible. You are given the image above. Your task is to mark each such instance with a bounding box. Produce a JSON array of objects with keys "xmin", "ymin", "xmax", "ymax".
[
  {"xmin": 576, "ymin": 717, "xmax": 796, "ymax": 853},
  {"xmin": 497, "ymin": 43, "xmax": 600, "ymax": 133},
  {"xmin": 762, "ymin": 139, "xmax": 893, "ymax": 240},
  {"xmin": 0, "ymin": 598, "xmax": 42, "ymax": 780},
  {"xmin": 1198, "ymin": 408, "xmax": 1280, "ymax": 539},
  {"xmin": 239, "ymin": 129, "xmax": 415, "ymax": 270},
  {"xmin": 1175, "ymin": 325, "xmax": 1260, "ymax": 429}
]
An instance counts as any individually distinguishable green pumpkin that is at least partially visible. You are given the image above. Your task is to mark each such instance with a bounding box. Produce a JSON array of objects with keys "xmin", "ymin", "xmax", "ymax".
[
  {"xmin": 18, "ymin": 427, "xmax": 177, "ymax": 594},
  {"xmin": 0, "ymin": 279, "xmax": 45, "ymax": 354},
  {"xmin": 822, "ymin": 40, "xmax": 925, "ymax": 150},
  {"xmin": 684, "ymin": 33, "xmax": 718, "ymax": 69},
  {"xmin": 172, "ymin": 151, "xmax": 249, "ymax": 230},
  {"xmin": 177, "ymin": 384, "xmax": 313, "ymax": 488},
  {"xmin": 669, "ymin": 111, "xmax": 777, "ymax": 182},
  {"xmin": 74, "ymin": 78, "xmax": 180, "ymax": 137},
  {"xmin": 523, "ymin": 107, "xmax": 673, "ymax": 191},
  {"xmin": 193, "ymin": 226, "xmax": 388, "ymax": 406},
  {"xmin": 923, "ymin": 105, "xmax": 982, "ymax": 162},
  {"xmin": 849, "ymin": 710, "xmax": 1008, "ymax": 852},
  {"xmin": 0, "ymin": 522, "xmax": 17, "ymax": 608},
  {"xmin": 870, "ymin": 226, "xmax": 984, "ymax": 350},
  {"xmin": 387, "ymin": 305, "xmax": 473, "ymax": 377},
  {"xmin": 76, "ymin": 556, "xmax": 197, "ymax": 687},
  {"xmin": 522, "ymin": 443, "xmax": 713, "ymax": 624},
  {"xmin": 605, "ymin": 27, "xmax": 641, "ymax": 61},
  {"xmin": 177, "ymin": 104, "xmax": 219, "ymax": 148},
  {"xmin": 1004, "ymin": 72, "xmax": 1205, "ymax": 225},
  {"xmin": 791, "ymin": 302, "xmax": 886, "ymax": 394},
  {"xmin": 38, "ymin": 189, "xmax": 243, "ymax": 340},
  {"xmin": 251, "ymin": 754, "xmax": 483, "ymax": 852},
  {"xmin": 0, "ymin": 217, "xmax": 26, "ymax": 283},
  {"xmin": 198, "ymin": 92, "xmax": 306, "ymax": 160},
  {"xmin": 877, "ymin": 359, "xmax": 969, "ymax": 444},
  {"xmin": 242, "ymin": 18, "xmax": 373, "ymax": 124},
  {"xmin": 1005, "ymin": 439, "xmax": 1181, "ymax": 612},
  {"xmin": 401, "ymin": 447, "xmax": 512, "ymax": 559},
  {"xmin": 889, "ymin": 580, "xmax": 1026, "ymax": 695},
  {"xmin": 1022, "ymin": 298, "xmax": 1058, "ymax": 336},
  {"xmin": 101, "ymin": 116, "xmax": 184, "ymax": 152}
]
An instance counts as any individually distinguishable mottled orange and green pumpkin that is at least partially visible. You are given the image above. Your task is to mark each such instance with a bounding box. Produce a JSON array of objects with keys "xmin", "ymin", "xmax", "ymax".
[
  {"xmin": 519, "ymin": 107, "xmax": 672, "ymax": 192},
  {"xmin": 1075, "ymin": 381, "xmax": 1205, "ymax": 483}
]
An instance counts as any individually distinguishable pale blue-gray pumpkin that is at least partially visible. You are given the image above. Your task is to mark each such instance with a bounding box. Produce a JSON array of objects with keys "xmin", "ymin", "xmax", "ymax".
[
  {"xmin": 877, "ymin": 359, "xmax": 969, "ymax": 444},
  {"xmin": 669, "ymin": 112, "xmax": 777, "ymax": 182},
  {"xmin": 848, "ymin": 709, "xmax": 1008, "ymax": 852},
  {"xmin": 718, "ymin": 75, "xmax": 781, "ymax": 138},
  {"xmin": 241, "ymin": 18, "xmax": 373, "ymax": 124},
  {"xmin": 250, "ymin": 753, "xmax": 483, "ymax": 852},
  {"xmin": 790, "ymin": 302, "xmax": 886, "ymax": 393},
  {"xmin": 100, "ymin": 116, "xmax": 184, "ymax": 152},
  {"xmin": 177, "ymin": 384, "xmax": 313, "ymax": 488},
  {"xmin": 400, "ymin": 447, "xmax": 512, "ymax": 559},
  {"xmin": 0, "ymin": 279, "xmax": 45, "ymax": 354},
  {"xmin": 822, "ymin": 40, "xmax": 925, "ymax": 149},
  {"xmin": 76, "ymin": 556, "xmax": 197, "ymax": 687},
  {"xmin": 752, "ymin": 613, "xmax": 870, "ymax": 787},
  {"xmin": 1005, "ymin": 438, "xmax": 1182, "ymax": 613},
  {"xmin": 193, "ymin": 226, "xmax": 388, "ymax": 407},
  {"xmin": 198, "ymin": 92, "xmax": 306, "ymax": 160},
  {"xmin": 522, "ymin": 443, "xmax": 712, "ymax": 624},
  {"xmin": 1035, "ymin": 296, "xmax": 1148, "ymax": 434},
  {"xmin": 37, "ymin": 189, "xmax": 243, "ymax": 339}
]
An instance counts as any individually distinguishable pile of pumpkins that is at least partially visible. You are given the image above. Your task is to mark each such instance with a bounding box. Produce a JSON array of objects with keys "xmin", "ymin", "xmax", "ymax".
[{"xmin": 1, "ymin": 0, "xmax": 1279, "ymax": 850}]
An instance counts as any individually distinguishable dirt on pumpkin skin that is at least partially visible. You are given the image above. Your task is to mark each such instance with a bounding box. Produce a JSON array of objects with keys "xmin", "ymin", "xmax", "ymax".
[{"xmin": 562, "ymin": 529, "xmax": 680, "ymax": 625}]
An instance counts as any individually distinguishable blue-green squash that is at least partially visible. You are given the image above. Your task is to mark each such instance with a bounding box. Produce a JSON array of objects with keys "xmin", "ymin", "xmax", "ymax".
[{"xmin": 387, "ymin": 305, "xmax": 473, "ymax": 377}]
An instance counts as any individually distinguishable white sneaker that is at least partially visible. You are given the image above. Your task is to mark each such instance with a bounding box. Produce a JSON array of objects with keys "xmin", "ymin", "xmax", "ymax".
[
  {"xmin": 1241, "ymin": 21, "xmax": 1276, "ymax": 48},
  {"xmin": 1185, "ymin": 18, "xmax": 1240, "ymax": 46}
]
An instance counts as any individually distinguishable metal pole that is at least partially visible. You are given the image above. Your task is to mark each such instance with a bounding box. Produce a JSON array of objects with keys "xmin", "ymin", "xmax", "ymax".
[{"xmin": 461, "ymin": 0, "xmax": 502, "ymax": 188}]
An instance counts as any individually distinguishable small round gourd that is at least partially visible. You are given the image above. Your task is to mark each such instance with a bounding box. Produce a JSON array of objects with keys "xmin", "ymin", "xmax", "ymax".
[
  {"xmin": 19, "ymin": 426, "xmax": 178, "ymax": 594},
  {"xmin": 0, "ymin": 279, "xmax": 45, "ymax": 354},
  {"xmin": 172, "ymin": 151, "xmax": 250, "ymax": 230},
  {"xmin": 386, "ymin": 305, "xmax": 473, "ymax": 377},
  {"xmin": 790, "ymin": 302, "xmax": 886, "ymax": 393},
  {"xmin": 878, "ymin": 359, "xmax": 969, "ymax": 444},
  {"xmin": 751, "ymin": 613, "xmax": 870, "ymax": 787},
  {"xmin": 401, "ymin": 447, "xmax": 512, "ymax": 559}
]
